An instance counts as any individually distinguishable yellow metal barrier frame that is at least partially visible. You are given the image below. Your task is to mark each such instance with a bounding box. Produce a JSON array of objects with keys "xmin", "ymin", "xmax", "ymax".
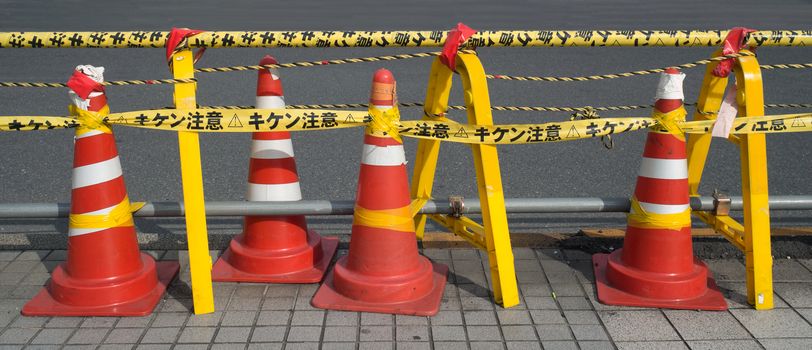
[
  {"xmin": 171, "ymin": 49, "xmax": 215, "ymax": 314},
  {"xmin": 411, "ymin": 53, "xmax": 519, "ymax": 308},
  {"xmin": 686, "ymin": 49, "xmax": 773, "ymax": 309}
]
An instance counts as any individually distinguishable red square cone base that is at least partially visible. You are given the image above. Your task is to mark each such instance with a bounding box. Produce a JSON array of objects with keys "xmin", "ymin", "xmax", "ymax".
[
  {"xmin": 593, "ymin": 253, "xmax": 727, "ymax": 310},
  {"xmin": 22, "ymin": 257, "xmax": 179, "ymax": 317},
  {"xmin": 211, "ymin": 231, "xmax": 338, "ymax": 283},
  {"xmin": 311, "ymin": 260, "xmax": 448, "ymax": 316}
]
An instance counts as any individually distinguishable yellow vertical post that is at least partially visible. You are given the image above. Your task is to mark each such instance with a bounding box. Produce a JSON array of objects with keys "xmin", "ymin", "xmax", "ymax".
[
  {"xmin": 685, "ymin": 49, "xmax": 773, "ymax": 310},
  {"xmin": 171, "ymin": 48, "xmax": 215, "ymax": 314},
  {"xmin": 410, "ymin": 53, "xmax": 519, "ymax": 308},
  {"xmin": 457, "ymin": 53, "xmax": 518, "ymax": 308},
  {"xmin": 411, "ymin": 59, "xmax": 453, "ymax": 239},
  {"xmin": 735, "ymin": 53, "xmax": 774, "ymax": 310},
  {"xmin": 686, "ymin": 50, "xmax": 728, "ymax": 196}
]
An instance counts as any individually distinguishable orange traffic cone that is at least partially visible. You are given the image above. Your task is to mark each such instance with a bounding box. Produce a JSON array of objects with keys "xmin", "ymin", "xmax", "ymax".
[
  {"xmin": 211, "ymin": 55, "xmax": 338, "ymax": 283},
  {"xmin": 22, "ymin": 66, "xmax": 179, "ymax": 316},
  {"xmin": 592, "ymin": 68, "xmax": 727, "ymax": 310},
  {"xmin": 311, "ymin": 69, "xmax": 448, "ymax": 316}
]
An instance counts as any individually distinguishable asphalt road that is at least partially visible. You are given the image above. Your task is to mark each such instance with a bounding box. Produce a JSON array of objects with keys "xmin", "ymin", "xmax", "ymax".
[{"xmin": 0, "ymin": 0, "xmax": 810, "ymax": 240}]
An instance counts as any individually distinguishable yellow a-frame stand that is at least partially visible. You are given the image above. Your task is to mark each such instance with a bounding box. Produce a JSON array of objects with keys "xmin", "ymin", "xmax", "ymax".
[
  {"xmin": 687, "ymin": 49, "xmax": 774, "ymax": 310},
  {"xmin": 411, "ymin": 53, "xmax": 519, "ymax": 308}
]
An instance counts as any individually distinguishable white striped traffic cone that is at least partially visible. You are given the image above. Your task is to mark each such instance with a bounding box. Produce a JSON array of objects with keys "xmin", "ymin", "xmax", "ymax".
[
  {"xmin": 22, "ymin": 65, "xmax": 179, "ymax": 316},
  {"xmin": 311, "ymin": 69, "xmax": 448, "ymax": 316},
  {"xmin": 592, "ymin": 68, "xmax": 727, "ymax": 310},
  {"xmin": 211, "ymin": 55, "xmax": 338, "ymax": 283}
]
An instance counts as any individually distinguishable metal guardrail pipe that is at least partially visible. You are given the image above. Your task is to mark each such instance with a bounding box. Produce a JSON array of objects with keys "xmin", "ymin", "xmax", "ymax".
[{"xmin": 0, "ymin": 196, "xmax": 810, "ymax": 219}]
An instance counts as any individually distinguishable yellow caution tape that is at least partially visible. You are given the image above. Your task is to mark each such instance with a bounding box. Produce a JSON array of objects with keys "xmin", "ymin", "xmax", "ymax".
[
  {"xmin": 1, "ymin": 108, "xmax": 811, "ymax": 145},
  {"xmin": 107, "ymin": 108, "xmax": 368, "ymax": 132},
  {"xmin": 651, "ymin": 108, "xmax": 687, "ymax": 140},
  {"xmin": 2, "ymin": 30, "xmax": 811, "ymax": 48},
  {"xmin": 130, "ymin": 201, "xmax": 146, "ymax": 213},
  {"xmin": 0, "ymin": 116, "xmax": 79, "ymax": 131},
  {"xmin": 627, "ymin": 197, "xmax": 691, "ymax": 230},
  {"xmin": 353, "ymin": 205, "xmax": 414, "ymax": 233},
  {"xmin": 70, "ymin": 104, "xmax": 112, "ymax": 135},
  {"xmin": 367, "ymin": 106, "xmax": 402, "ymax": 142},
  {"xmin": 69, "ymin": 196, "xmax": 137, "ymax": 230}
]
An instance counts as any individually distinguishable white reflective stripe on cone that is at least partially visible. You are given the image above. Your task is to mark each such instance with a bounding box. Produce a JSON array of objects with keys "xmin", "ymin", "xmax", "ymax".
[
  {"xmin": 247, "ymin": 182, "xmax": 303, "ymax": 201},
  {"xmin": 75, "ymin": 129, "xmax": 105, "ymax": 139},
  {"xmin": 68, "ymin": 202, "xmax": 120, "ymax": 237},
  {"xmin": 72, "ymin": 156, "xmax": 123, "ymax": 189},
  {"xmin": 638, "ymin": 158, "xmax": 688, "ymax": 180},
  {"xmin": 256, "ymin": 95, "xmax": 285, "ymax": 109},
  {"xmin": 362, "ymin": 144, "xmax": 406, "ymax": 166},
  {"xmin": 638, "ymin": 202, "xmax": 690, "ymax": 215},
  {"xmin": 655, "ymin": 72, "xmax": 686, "ymax": 100},
  {"xmin": 251, "ymin": 139, "xmax": 295, "ymax": 159},
  {"xmin": 69, "ymin": 227, "xmax": 107, "ymax": 237}
]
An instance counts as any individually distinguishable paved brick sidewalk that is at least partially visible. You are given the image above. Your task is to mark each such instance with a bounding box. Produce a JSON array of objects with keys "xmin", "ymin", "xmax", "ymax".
[{"xmin": 0, "ymin": 248, "xmax": 810, "ymax": 349}]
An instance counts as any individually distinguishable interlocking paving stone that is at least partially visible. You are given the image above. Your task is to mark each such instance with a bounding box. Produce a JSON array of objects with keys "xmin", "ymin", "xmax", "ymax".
[
  {"xmin": 496, "ymin": 310, "xmax": 532, "ymax": 325},
  {"xmin": 505, "ymin": 341, "xmax": 542, "ymax": 350},
  {"xmin": 67, "ymin": 328, "xmax": 110, "ymax": 344},
  {"xmin": 322, "ymin": 326, "xmax": 357, "ymax": 342},
  {"xmin": 578, "ymin": 341, "xmax": 615, "ymax": 350},
  {"xmin": 177, "ymin": 327, "xmax": 217, "ymax": 343},
  {"xmin": 730, "ymin": 308, "xmax": 812, "ymax": 338},
  {"xmin": 430, "ymin": 326, "xmax": 466, "ymax": 341},
  {"xmin": 464, "ymin": 311, "xmax": 498, "ymax": 325},
  {"xmin": 361, "ymin": 313, "xmax": 393, "ymax": 325},
  {"xmin": 291, "ymin": 310, "xmax": 325, "ymax": 326},
  {"xmin": 103, "ymin": 327, "xmax": 145, "ymax": 344},
  {"xmin": 184, "ymin": 311, "xmax": 223, "ymax": 327},
  {"xmin": 321, "ymin": 343, "xmax": 357, "ymax": 350},
  {"xmin": 285, "ymin": 326, "xmax": 322, "ymax": 342},
  {"xmin": 285, "ymin": 342, "xmax": 320, "ymax": 350},
  {"xmin": 150, "ymin": 313, "xmax": 187, "ymax": 327},
  {"xmin": 774, "ymin": 282, "xmax": 812, "ymax": 308},
  {"xmin": 221, "ymin": 310, "xmax": 258, "ymax": 327},
  {"xmin": 501, "ymin": 325, "xmax": 537, "ymax": 341},
  {"xmin": 524, "ymin": 297, "xmax": 558, "ymax": 310},
  {"xmin": 759, "ymin": 338, "xmax": 812, "ymax": 350},
  {"xmin": 396, "ymin": 325, "xmax": 430, "ymax": 342},
  {"xmin": 469, "ymin": 342, "xmax": 505, "ymax": 350},
  {"xmin": 359, "ymin": 326, "xmax": 393, "ymax": 342},
  {"xmin": 598, "ymin": 310, "xmax": 681, "ymax": 341},
  {"xmin": 359, "ymin": 342, "xmax": 393, "ymax": 350},
  {"xmin": 4, "ymin": 249, "xmax": 812, "ymax": 349},
  {"xmin": 663, "ymin": 310, "xmax": 751, "ymax": 340},
  {"xmin": 705, "ymin": 259, "xmax": 748, "ymax": 281},
  {"xmin": 324, "ymin": 311, "xmax": 358, "ymax": 326},
  {"xmin": 30, "ymin": 328, "xmax": 75, "ymax": 344},
  {"xmin": 45, "ymin": 317, "xmax": 84, "ymax": 328},
  {"xmin": 687, "ymin": 339, "xmax": 762, "ymax": 350},
  {"xmin": 797, "ymin": 308, "xmax": 812, "ymax": 323},
  {"xmin": 535, "ymin": 325, "xmax": 572, "ymax": 341},
  {"xmin": 432, "ymin": 311, "xmax": 464, "ymax": 325},
  {"xmin": 772, "ymin": 259, "xmax": 812, "ymax": 281},
  {"xmin": 465, "ymin": 325, "xmax": 502, "ymax": 341},
  {"xmin": 563, "ymin": 310, "xmax": 600, "ymax": 325},
  {"xmin": 615, "ymin": 341, "xmax": 688, "ymax": 350},
  {"xmin": 250, "ymin": 326, "xmax": 287, "ymax": 343},
  {"xmin": 432, "ymin": 341, "xmax": 468, "ymax": 350},
  {"xmin": 396, "ymin": 315, "xmax": 428, "ymax": 326},
  {"xmin": 262, "ymin": 297, "xmax": 296, "ymax": 310},
  {"xmin": 550, "ymin": 284, "xmax": 586, "ymax": 297},
  {"xmin": 570, "ymin": 325, "xmax": 609, "ymax": 341},
  {"xmin": 140, "ymin": 327, "xmax": 181, "ymax": 344},
  {"xmin": 529, "ymin": 310, "xmax": 567, "ymax": 324}
]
